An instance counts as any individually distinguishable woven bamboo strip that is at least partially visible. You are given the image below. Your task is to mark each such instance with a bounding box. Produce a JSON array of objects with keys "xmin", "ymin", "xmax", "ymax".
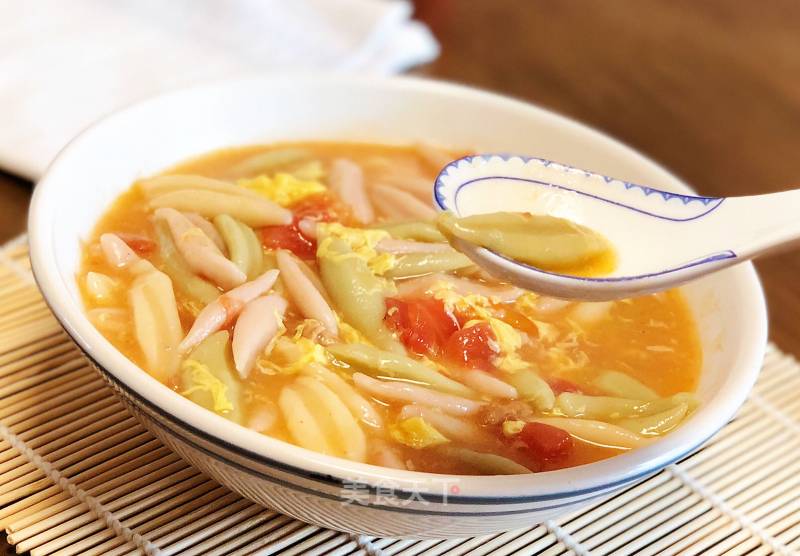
[
  {"xmin": 383, "ymin": 539, "xmax": 424, "ymax": 554},
  {"xmin": 0, "ymin": 422, "xmax": 142, "ymax": 501},
  {"xmin": 0, "ymin": 331, "xmax": 68, "ymax": 367},
  {"xmin": 202, "ymin": 519, "xmax": 312, "ymax": 556},
  {"xmin": 451, "ymin": 530, "xmax": 529, "ymax": 556},
  {"xmin": 0, "ymin": 307, "xmax": 56, "ymax": 334},
  {"xmin": 0, "ymin": 432, "xmax": 152, "ymax": 509},
  {"xmin": 156, "ymin": 498, "xmax": 254, "ymax": 555},
  {"xmin": 0, "ymin": 406, "xmax": 128, "ymax": 476},
  {"xmin": 222, "ymin": 522, "xmax": 320, "ymax": 556},
  {"xmin": 0, "ymin": 418, "xmax": 144, "ymax": 507},
  {"xmin": 278, "ymin": 528, "xmax": 343, "ymax": 556},
  {"xmin": 583, "ymin": 486, "xmax": 696, "ymax": 551},
  {"xmin": 0, "ymin": 274, "xmax": 35, "ymax": 293},
  {"xmin": 180, "ymin": 508, "xmax": 277, "ymax": 556},
  {"xmin": 5, "ymin": 448, "xmax": 177, "ymax": 533},
  {"xmin": 637, "ymin": 507, "xmax": 719, "ymax": 555},
  {"xmin": 86, "ymin": 485, "xmax": 228, "ymax": 556},
  {"xmin": 23, "ymin": 470, "xmax": 205, "ymax": 555},
  {"xmin": 0, "ymin": 356, "xmax": 86, "ymax": 398},
  {"xmin": 0, "ymin": 318, "xmax": 64, "ymax": 348},
  {"xmin": 2, "ymin": 387, "xmax": 109, "ymax": 441},
  {"xmin": 2, "ymin": 397, "xmax": 119, "ymax": 457},
  {"xmin": 0, "ymin": 277, "xmax": 30, "ymax": 294},
  {"xmin": 0, "ymin": 373, "xmax": 101, "ymax": 423},
  {"xmin": 0, "ymin": 287, "xmax": 43, "ymax": 313},
  {"xmin": 417, "ymin": 536, "xmax": 494, "ymax": 555},
  {"xmin": 478, "ymin": 529, "xmax": 550, "ymax": 556},
  {"xmin": 0, "ymin": 288, "xmax": 46, "ymax": 312},
  {"xmin": 0, "ymin": 343, "xmax": 78, "ymax": 383},
  {"xmin": 616, "ymin": 503, "xmax": 712, "ymax": 555},
  {"xmin": 0, "ymin": 268, "xmax": 20, "ymax": 283},
  {"xmin": 18, "ymin": 467, "xmax": 196, "ymax": 555},
  {"xmin": 140, "ymin": 491, "xmax": 241, "ymax": 550}
]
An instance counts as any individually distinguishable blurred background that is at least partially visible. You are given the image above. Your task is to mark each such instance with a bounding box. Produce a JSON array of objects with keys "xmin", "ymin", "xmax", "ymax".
[{"xmin": 2, "ymin": 0, "xmax": 799, "ymax": 353}]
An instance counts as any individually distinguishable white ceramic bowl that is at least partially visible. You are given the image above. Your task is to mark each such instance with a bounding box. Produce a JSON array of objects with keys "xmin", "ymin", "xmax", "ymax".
[{"xmin": 28, "ymin": 74, "xmax": 767, "ymax": 538}]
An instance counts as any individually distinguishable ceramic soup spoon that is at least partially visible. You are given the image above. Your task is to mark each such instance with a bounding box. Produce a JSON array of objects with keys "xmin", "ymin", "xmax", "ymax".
[{"xmin": 434, "ymin": 154, "xmax": 799, "ymax": 301}]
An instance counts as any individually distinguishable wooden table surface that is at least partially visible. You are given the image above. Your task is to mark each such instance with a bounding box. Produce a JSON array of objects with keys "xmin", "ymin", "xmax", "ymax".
[{"xmin": 2, "ymin": 0, "xmax": 800, "ymax": 362}]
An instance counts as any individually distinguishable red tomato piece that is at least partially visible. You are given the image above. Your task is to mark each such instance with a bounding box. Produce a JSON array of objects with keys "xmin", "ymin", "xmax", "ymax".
[
  {"xmin": 385, "ymin": 297, "xmax": 459, "ymax": 357},
  {"xmin": 443, "ymin": 322, "xmax": 498, "ymax": 370},
  {"xmin": 519, "ymin": 422, "xmax": 573, "ymax": 461},
  {"xmin": 259, "ymin": 224, "xmax": 316, "ymax": 259},
  {"xmin": 260, "ymin": 194, "xmax": 350, "ymax": 258},
  {"xmin": 116, "ymin": 233, "xmax": 156, "ymax": 256},
  {"xmin": 547, "ymin": 377, "xmax": 582, "ymax": 394},
  {"xmin": 291, "ymin": 194, "xmax": 349, "ymax": 223}
]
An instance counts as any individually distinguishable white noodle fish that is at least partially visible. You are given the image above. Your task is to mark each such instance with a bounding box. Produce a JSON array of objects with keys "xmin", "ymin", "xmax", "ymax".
[
  {"xmin": 329, "ymin": 159, "xmax": 374, "ymax": 224},
  {"xmin": 461, "ymin": 370, "xmax": 518, "ymax": 399},
  {"xmin": 183, "ymin": 212, "xmax": 227, "ymax": 254},
  {"xmin": 155, "ymin": 207, "xmax": 246, "ymax": 289},
  {"xmin": 232, "ymin": 294, "xmax": 288, "ymax": 378},
  {"xmin": 352, "ymin": 373, "xmax": 482, "ymax": 416},
  {"xmin": 371, "ymin": 184, "xmax": 436, "ymax": 221},
  {"xmin": 276, "ymin": 249, "xmax": 338, "ymax": 335},
  {"xmin": 180, "ymin": 269, "xmax": 279, "ymax": 353}
]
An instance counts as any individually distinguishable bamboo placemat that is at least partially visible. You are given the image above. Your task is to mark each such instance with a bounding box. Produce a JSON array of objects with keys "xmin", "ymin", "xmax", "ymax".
[{"xmin": 0, "ymin": 235, "xmax": 798, "ymax": 556}]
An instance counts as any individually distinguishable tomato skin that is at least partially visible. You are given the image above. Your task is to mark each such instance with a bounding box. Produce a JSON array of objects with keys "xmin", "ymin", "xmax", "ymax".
[
  {"xmin": 385, "ymin": 297, "xmax": 459, "ymax": 357},
  {"xmin": 292, "ymin": 194, "xmax": 349, "ymax": 223},
  {"xmin": 548, "ymin": 377, "xmax": 582, "ymax": 394},
  {"xmin": 519, "ymin": 422, "xmax": 573, "ymax": 461},
  {"xmin": 116, "ymin": 233, "xmax": 156, "ymax": 256},
  {"xmin": 259, "ymin": 194, "xmax": 349, "ymax": 259},
  {"xmin": 443, "ymin": 322, "xmax": 498, "ymax": 370},
  {"xmin": 259, "ymin": 224, "xmax": 316, "ymax": 259}
]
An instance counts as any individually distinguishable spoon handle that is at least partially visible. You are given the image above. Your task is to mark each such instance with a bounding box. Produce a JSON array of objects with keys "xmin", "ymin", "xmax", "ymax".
[{"xmin": 707, "ymin": 189, "xmax": 800, "ymax": 260}]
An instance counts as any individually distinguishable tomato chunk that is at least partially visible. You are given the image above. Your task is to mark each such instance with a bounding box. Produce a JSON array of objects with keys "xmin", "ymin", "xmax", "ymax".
[
  {"xmin": 259, "ymin": 223, "xmax": 316, "ymax": 259},
  {"xmin": 292, "ymin": 194, "xmax": 348, "ymax": 223},
  {"xmin": 385, "ymin": 297, "xmax": 459, "ymax": 357},
  {"xmin": 548, "ymin": 377, "xmax": 582, "ymax": 394},
  {"xmin": 259, "ymin": 194, "xmax": 350, "ymax": 259},
  {"xmin": 443, "ymin": 322, "xmax": 498, "ymax": 370},
  {"xmin": 116, "ymin": 233, "xmax": 156, "ymax": 256},
  {"xmin": 519, "ymin": 422, "xmax": 573, "ymax": 461}
]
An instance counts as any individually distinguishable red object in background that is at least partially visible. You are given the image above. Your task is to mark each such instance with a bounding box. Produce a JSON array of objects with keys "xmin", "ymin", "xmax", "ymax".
[
  {"xmin": 443, "ymin": 322, "xmax": 498, "ymax": 370},
  {"xmin": 519, "ymin": 422, "xmax": 573, "ymax": 461},
  {"xmin": 385, "ymin": 297, "xmax": 459, "ymax": 357}
]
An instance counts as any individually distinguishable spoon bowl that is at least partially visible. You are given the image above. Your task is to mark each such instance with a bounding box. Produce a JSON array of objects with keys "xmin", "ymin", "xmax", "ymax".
[{"xmin": 434, "ymin": 154, "xmax": 796, "ymax": 300}]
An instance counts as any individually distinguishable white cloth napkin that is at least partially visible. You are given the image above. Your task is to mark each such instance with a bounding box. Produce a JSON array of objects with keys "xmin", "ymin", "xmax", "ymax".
[{"xmin": 0, "ymin": 0, "xmax": 438, "ymax": 180}]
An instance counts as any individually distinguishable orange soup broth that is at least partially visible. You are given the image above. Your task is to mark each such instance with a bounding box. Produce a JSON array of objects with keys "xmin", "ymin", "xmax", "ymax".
[{"xmin": 80, "ymin": 142, "xmax": 702, "ymax": 475}]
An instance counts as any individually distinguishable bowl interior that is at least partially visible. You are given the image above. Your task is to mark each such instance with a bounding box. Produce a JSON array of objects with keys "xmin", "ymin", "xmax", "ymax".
[{"xmin": 29, "ymin": 74, "xmax": 767, "ymax": 498}]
